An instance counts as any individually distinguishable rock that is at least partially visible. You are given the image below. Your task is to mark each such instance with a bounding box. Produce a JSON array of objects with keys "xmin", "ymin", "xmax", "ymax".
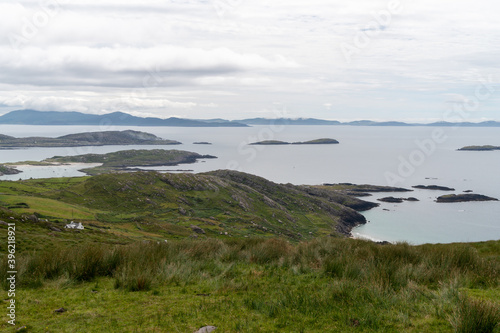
[
  {"xmin": 49, "ymin": 226, "xmax": 62, "ymax": 232},
  {"xmin": 0, "ymin": 220, "xmax": 8, "ymax": 226},
  {"xmin": 54, "ymin": 307, "xmax": 67, "ymax": 313},
  {"xmin": 27, "ymin": 214, "xmax": 39, "ymax": 223},
  {"xmin": 179, "ymin": 206, "xmax": 187, "ymax": 215},
  {"xmin": 405, "ymin": 197, "xmax": 419, "ymax": 201},
  {"xmin": 16, "ymin": 326, "xmax": 28, "ymax": 332},
  {"xmin": 190, "ymin": 225, "xmax": 205, "ymax": 234},
  {"xmin": 436, "ymin": 194, "xmax": 499, "ymax": 203},
  {"xmin": 194, "ymin": 326, "xmax": 217, "ymax": 333},
  {"xmin": 412, "ymin": 185, "xmax": 455, "ymax": 191},
  {"xmin": 463, "ymin": 190, "xmax": 473, "ymax": 193},
  {"xmin": 377, "ymin": 197, "xmax": 404, "ymax": 203}
]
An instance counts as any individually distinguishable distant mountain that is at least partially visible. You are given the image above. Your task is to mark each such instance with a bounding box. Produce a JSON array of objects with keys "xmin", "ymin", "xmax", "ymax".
[
  {"xmin": 0, "ymin": 110, "xmax": 248, "ymax": 127},
  {"xmin": 239, "ymin": 118, "xmax": 341, "ymax": 125},
  {"xmin": 426, "ymin": 121, "xmax": 500, "ymax": 127},
  {"xmin": 1, "ymin": 110, "xmax": 499, "ymax": 127}
]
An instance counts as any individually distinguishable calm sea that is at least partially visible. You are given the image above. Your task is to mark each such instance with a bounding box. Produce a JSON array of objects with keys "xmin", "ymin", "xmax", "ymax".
[{"xmin": 1, "ymin": 124, "xmax": 499, "ymax": 244}]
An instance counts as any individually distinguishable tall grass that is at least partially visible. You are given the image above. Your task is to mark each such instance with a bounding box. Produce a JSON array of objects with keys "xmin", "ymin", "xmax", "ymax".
[
  {"xmin": 451, "ymin": 295, "xmax": 499, "ymax": 333},
  {"xmin": 1, "ymin": 237, "xmax": 498, "ymax": 331},
  {"xmin": 1, "ymin": 237, "xmax": 498, "ymax": 292}
]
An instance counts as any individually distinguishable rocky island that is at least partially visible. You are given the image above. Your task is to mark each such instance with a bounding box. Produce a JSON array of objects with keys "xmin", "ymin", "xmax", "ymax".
[
  {"xmin": 413, "ymin": 185, "xmax": 455, "ymax": 191},
  {"xmin": 0, "ymin": 164, "xmax": 21, "ymax": 176},
  {"xmin": 458, "ymin": 145, "xmax": 500, "ymax": 151},
  {"xmin": 320, "ymin": 183, "xmax": 412, "ymax": 197},
  {"xmin": 0, "ymin": 130, "xmax": 181, "ymax": 147},
  {"xmin": 436, "ymin": 194, "xmax": 499, "ymax": 203},
  {"xmin": 250, "ymin": 138, "xmax": 339, "ymax": 145},
  {"xmin": 44, "ymin": 149, "xmax": 217, "ymax": 175},
  {"xmin": 377, "ymin": 197, "xmax": 419, "ymax": 203}
]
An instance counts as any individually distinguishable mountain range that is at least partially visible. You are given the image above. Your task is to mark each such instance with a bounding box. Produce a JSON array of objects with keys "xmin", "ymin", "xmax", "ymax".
[{"xmin": 1, "ymin": 109, "xmax": 499, "ymax": 127}]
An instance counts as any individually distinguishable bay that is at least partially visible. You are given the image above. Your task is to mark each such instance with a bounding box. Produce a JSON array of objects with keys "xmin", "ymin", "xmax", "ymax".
[{"xmin": 1, "ymin": 124, "xmax": 499, "ymax": 244}]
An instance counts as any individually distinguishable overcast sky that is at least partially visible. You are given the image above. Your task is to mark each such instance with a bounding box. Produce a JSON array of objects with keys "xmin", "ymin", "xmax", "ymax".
[{"xmin": 0, "ymin": 0, "xmax": 499, "ymax": 121}]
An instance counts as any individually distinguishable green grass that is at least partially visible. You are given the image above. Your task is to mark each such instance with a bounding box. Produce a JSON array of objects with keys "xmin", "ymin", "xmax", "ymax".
[
  {"xmin": 0, "ymin": 172, "xmax": 498, "ymax": 332},
  {"xmin": 0, "ymin": 238, "xmax": 498, "ymax": 332}
]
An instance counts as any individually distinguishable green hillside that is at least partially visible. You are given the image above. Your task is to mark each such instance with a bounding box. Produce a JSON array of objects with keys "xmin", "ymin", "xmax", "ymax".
[{"xmin": 0, "ymin": 171, "xmax": 498, "ymax": 332}]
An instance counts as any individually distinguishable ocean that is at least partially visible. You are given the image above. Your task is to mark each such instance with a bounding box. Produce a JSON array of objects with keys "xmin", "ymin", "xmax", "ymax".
[{"xmin": 1, "ymin": 124, "xmax": 499, "ymax": 245}]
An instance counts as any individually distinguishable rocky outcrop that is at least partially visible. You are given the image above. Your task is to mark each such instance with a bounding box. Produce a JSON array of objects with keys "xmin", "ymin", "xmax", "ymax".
[
  {"xmin": 413, "ymin": 185, "xmax": 455, "ymax": 191},
  {"xmin": 436, "ymin": 194, "xmax": 499, "ymax": 203},
  {"xmin": 0, "ymin": 165, "xmax": 21, "ymax": 176}
]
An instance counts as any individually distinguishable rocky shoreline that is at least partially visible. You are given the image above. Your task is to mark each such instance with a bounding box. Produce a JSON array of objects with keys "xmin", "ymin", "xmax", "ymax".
[{"xmin": 0, "ymin": 165, "xmax": 21, "ymax": 176}]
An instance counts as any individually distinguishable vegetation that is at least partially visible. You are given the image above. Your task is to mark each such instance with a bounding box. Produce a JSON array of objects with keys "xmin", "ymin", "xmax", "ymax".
[
  {"xmin": 0, "ymin": 236, "xmax": 498, "ymax": 332},
  {"xmin": 0, "ymin": 171, "xmax": 370, "ymax": 247},
  {"xmin": 0, "ymin": 130, "xmax": 181, "ymax": 148},
  {"xmin": 0, "ymin": 171, "xmax": 498, "ymax": 332},
  {"xmin": 45, "ymin": 149, "xmax": 216, "ymax": 175}
]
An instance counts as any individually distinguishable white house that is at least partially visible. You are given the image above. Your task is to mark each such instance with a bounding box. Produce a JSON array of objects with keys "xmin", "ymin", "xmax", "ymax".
[{"xmin": 65, "ymin": 221, "xmax": 84, "ymax": 230}]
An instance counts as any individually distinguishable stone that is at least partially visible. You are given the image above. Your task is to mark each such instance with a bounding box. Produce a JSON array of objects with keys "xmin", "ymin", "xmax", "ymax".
[
  {"xmin": 190, "ymin": 225, "xmax": 205, "ymax": 234},
  {"xmin": 194, "ymin": 326, "xmax": 216, "ymax": 333}
]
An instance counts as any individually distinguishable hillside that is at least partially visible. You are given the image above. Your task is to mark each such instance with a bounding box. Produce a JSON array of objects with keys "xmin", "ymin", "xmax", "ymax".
[
  {"xmin": 0, "ymin": 171, "xmax": 371, "ymax": 252},
  {"xmin": 0, "ymin": 130, "xmax": 181, "ymax": 147},
  {"xmin": 0, "ymin": 172, "xmax": 498, "ymax": 332}
]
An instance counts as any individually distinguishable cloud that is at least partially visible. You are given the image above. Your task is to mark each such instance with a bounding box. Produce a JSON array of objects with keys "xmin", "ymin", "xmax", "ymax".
[
  {"xmin": 0, "ymin": 94, "xmax": 197, "ymax": 114},
  {"xmin": 0, "ymin": 45, "xmax": 298, "ymax": 88},
  {"xmin": 0, "ymin": 0, "xmax": 498, "ymax": 120}
]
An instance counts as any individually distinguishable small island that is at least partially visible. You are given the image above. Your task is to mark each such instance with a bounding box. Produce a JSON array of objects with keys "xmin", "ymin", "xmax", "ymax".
[
  {"xmin": 458, "ymin": 145, "xmax": 500, "ymax": 151},
  {"xmin": 0, "ymin": 164, "xmax": 21, "ymax": 176},
  {"xmin": 250, "ymin": 138, "xmax": 339, "ymax": 145},
  {"xmin": 413, "ymin": 185, "xmax": 455, "ymax": 191},
  {"xmin": 320, "ymin": 183, "xmax": 412, "ymax": 197},
  {"xmin": 43, "ymin": 149, "xmax": 217, "ymax": 175},
  {"xmin": 377, "ymin": 197, "xmax": 419, "ymax": 203},
  {"xmin": 436, "ymin": 194, "xmax": 499, "ymax": 203},
  {"xmin": 0, "ymin": 130, "xmax": 181, "ymax": 147},
  {"xmin": 193, "ymin": 142, "xmax": 212, "ymax": 145}
]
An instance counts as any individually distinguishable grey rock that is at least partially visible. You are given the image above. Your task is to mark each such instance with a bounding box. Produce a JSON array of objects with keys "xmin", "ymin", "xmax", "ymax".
[
  {"xmin": 194, "ymin": 326, "xmax": 216, "ymax": 333},
  {"xmin": 190, "ymin": 225, "xmax": 206, "ymax": 234}
]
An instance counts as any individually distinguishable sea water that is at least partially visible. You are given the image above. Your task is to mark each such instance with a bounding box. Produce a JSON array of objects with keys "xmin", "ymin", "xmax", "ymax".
[{"xmin": 1, "ymin": 124, "xmax": 499, "ymax": 244}]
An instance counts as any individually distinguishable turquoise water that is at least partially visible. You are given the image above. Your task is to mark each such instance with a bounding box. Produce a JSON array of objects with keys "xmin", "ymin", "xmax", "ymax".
[{"xmin": 1, "ymin": 124, "xmax": 499, "ymax": 244}]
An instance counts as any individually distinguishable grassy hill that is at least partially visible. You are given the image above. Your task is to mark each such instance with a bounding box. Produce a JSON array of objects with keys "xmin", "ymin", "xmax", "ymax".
[
  {"xmin": 0, "ymin": 171, "xmax": 498, "ymax": 332},
  {"xmin": 0, "ymin": 130, "xmax": 181, "ymax": 148}
]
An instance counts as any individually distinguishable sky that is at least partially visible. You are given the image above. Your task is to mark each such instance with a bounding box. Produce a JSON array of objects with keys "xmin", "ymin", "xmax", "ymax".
[{"xmin": 0, "ymin": 0, "xmax": 499, "ymax": 121}]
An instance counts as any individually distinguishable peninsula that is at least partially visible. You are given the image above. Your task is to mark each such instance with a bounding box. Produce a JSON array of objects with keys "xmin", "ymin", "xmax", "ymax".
[
  {"xmin": 44, "ymin": 149, "xmax": 216, "ymax": 175},
  {"xmin": 0, "ymin": 130, "xmax": 181, "ymax": 147}
]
